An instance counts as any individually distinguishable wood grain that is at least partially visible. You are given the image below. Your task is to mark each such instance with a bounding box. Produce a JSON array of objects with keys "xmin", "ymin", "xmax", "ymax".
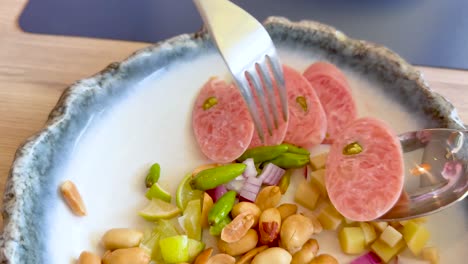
[{"xmin": 0, "ymin": 1, "xmax": 467, "ymax": 230}]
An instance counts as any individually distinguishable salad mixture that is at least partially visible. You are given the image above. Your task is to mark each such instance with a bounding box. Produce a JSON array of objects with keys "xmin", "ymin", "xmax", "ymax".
[{"xmin": 66, "ymin": 62, "xmax": 439, "ymax": 264}]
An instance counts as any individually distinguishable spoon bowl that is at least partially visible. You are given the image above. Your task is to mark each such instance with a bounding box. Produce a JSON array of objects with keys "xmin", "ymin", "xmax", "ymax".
[{"xmin": 378, "ymin": 128, "xmax": 467, "ymax": 221}]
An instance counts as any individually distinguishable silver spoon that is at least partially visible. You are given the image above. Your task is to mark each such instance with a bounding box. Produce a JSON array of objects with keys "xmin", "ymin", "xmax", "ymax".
[{"xmin": 378, "ymin": 128, "xmax": 467, "ymax": 221}]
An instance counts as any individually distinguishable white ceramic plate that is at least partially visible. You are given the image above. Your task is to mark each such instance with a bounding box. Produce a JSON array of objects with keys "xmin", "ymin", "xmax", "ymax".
[{"xmin": 1, "ymin": 17, "xmax": 466, "ymax": 263}]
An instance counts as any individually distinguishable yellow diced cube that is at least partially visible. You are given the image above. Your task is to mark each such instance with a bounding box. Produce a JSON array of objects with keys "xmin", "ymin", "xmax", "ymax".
[
  {"xmin": 338, "ymin": 227, "xmax": 366, "ymax": 254},
  {"xmin": 310, "ymin": 169, "xmax": 327, "ymax": 197},
  {"xmin": 371, "ymin": 221, "xmax": 388, "ymax": 233},
  {"xmin": 371, "ymin": 237, "xmax": 406, "ymax": 263},
  {"xmin": 295, "ymin": 180, "xmax": 320, "ymax": 210},
  {"xmin": 344, "ymin": 218, "xmax": 356, "ymax": 225},
  {"xmin": 317, "ymin": 204, "xmax": 343, "ymax": 230},
  {"xmin": 402, "ymin": 221, "xmax": 430, "ymax": 256},
  {"xmin": 310, "ymin": 152, "xmax": 328, "ymax": 170},
  {"xmin": 380, "ymin": 225, "xmax": 403, "ymax": 247},
  {"xmin": 422, "ymin": 247, "xmax": 440, "ymax": 264},
  {"xmin": 359, "ymin": 222, "xmax": 377, "ymax": 245}
]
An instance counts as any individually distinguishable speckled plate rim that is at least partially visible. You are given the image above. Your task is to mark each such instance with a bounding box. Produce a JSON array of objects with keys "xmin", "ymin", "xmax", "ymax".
[{"xmin": 0, "ymin": 16, "xmax": 465, "ymax": 263}]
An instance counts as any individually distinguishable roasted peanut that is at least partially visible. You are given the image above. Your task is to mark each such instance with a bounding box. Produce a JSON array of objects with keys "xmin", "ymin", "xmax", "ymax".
[
  {"xmin": 258, "ymin": 208, "xmax": 281, "ymax": 245},
  {"xmin": 218, "ymin": 229, "xmax": 258, "ymax": 256},
  {"xmin": 221, "ymin": 212, "xmax": 255, "ymax": 243},
  {"xmin": 194, "ymin": 247, "xmax": 213, "ymax": 264},
  {"xmin": 60, "ymin": 180, "xmax": 87, "ymax": 216},
  {"xmin": 102, "ymin": 247, "xmax": 150, "ymax": 264},
  {"xmin": 291, "ymin": 239, "xmax": 319, "ymax": 264},
  {"xmin": 202, "ymin": 192, "xmax": 214, "ymax": 228},
  {"xmin": 231, "ymin": 202, "xmax": 261, "ymax": 226},
  {"xmin": 280, "ymin": 214, "xmax": 314, "ymax": 254},
  {"xmin": 255, "ymin": 186, "xmax": 281, "ymax": 210},
  {"xmin": 207, "ymin": 254, "xmax": 236, "ymax": 264},
  {"xmin": 251, "ymin": 247, "xmax": 292, "ymax": 264},
  {"xmin": 277, "ymin": 204, "xmax": 297, "ymax": 221},
  {"xmin": 236, "ymin": 245, "xmax": 268, "ymax": 264},
  {"xmin": 101, "ymin": 228, "xmax": 143, "ymax": 250},
  {"xmin": 308, "ymin": 254, "xmax": 338, "ymax": 264},
  {"xmin": 77, "ymin": 251, "xmax": 100, "ymax": 264}
]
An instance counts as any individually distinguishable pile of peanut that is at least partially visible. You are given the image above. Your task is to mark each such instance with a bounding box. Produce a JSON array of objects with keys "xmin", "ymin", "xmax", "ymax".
[{"xmin": 195, "ymin": 185, "xmax": 338, "ymax": 264}]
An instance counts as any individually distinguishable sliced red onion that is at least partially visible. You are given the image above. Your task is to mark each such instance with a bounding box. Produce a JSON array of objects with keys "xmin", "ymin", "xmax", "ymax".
[
  {"xmin": 351, "ymin": 252, "xmax": 382, "ymax": 264},
  {"xmin": 206, "ymin": 184, "xmax": 227, "ymax": 202},
  {"xmin": 258, "ymin": 163, "xmax": 285, "ymax": 186},
  {"xmin": 225, "ymin": 177, "xmax": 245, "ymax": 192},
  {"xmin": 242, "ymin": 158, "xmax": 258, "ymax": 178},
  {"xmin": 239, "ymin": 177, "xmax": 262, "ymax": 202}
]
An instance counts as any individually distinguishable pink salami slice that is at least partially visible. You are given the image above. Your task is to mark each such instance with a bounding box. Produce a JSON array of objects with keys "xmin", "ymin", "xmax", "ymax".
[
  {"xmin": 192, "ymin": 78, "xmax": 254, "ymax": 163},
  {"xmin": 303, "ymin": 62, "xmax": 357, "ymax": 144},
  {"xmin": 282, "ymin": 65, "xmax": 327, "ymax": 148},
  {"xmin": 325, "ymin": 117, "xmax": 404, "ymax": 221}
]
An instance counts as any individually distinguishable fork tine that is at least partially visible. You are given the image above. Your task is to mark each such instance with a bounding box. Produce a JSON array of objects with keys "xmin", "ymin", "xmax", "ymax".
[
  {"xmin": 246, "ymin": 68, "xmax": 274, "ymax": 136},
  {"xmin": 234, "ymin": 75, "xmax": 265, "ymax": 142},
  {"xmin": 267, "ymin": 54, "xmax": 288, "ymax": 122},
  {"xmin": 257, "ymin": 60, "xmax": 279, "ymax": 129}
]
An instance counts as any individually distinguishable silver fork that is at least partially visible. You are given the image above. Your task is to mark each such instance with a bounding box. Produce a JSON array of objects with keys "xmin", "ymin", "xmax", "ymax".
[{"xmin": 193, "ymin": 0, "xmax": 288, "ymax": 142}]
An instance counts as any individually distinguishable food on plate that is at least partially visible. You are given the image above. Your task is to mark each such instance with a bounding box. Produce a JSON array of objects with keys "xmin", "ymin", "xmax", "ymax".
[
  {"xmin": 192, "ymin": 77, "xmax": 255, "ymax": 163},
  {"xmin": 325, "ymin": 117, "xmax": 405, "ymax": 221},
  {"xmin": 338, "ymin": 227, "xmax": 366, "ymax": 254},
  {"xmin": 282, "ymin": 65, "xmax": 327, "ymax": 148},
  {"xmin": 78, "ymin": 251, "xmax": 101, "ymax": 264},
  {"xmin": 79, "ymin": 62, "xmax": 440, "ymax": 264},
  {"xmin": 60, "ymin": 180, "xmax": 87, "ymax": 216},
  {"xmin": 303, "ymin": 61, "xmax": 357, "ymax": 144},
  {"xmin": 145, "ymin": 162, "xmax": 161, "ymax": 188}
]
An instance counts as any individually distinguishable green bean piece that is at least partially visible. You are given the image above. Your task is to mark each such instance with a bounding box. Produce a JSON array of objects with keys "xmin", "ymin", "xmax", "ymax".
[
  {"xmin": 237, "ymin": 145, "xmax": 289, "ymax": 163},
  {"xmin": 208, "ymin": 191, "xmax": 237, "ymax": 225},
  {"xmin": 209, "ymin": 216, "xmax": 232, "ymax": 236},
  {"xmin": 145, "ymin": 163, "xmax": 161, "ymax": 188},
  {"xmin": 270, "ymin": 153, "xmax": 310, "ymax": 169},
  {"xmin": 278, "ymin": 170, "xmax": 292, "ymax": 194},
  {"xmin": 191, "ymin": 164, "xmax": 246, "ymax": 191},
  {"xmin": 343, "ymin": 142, "xmax": 363, "ymax": 155},
  {"xmin": 203, "ymin": 96, "xmax": 218, "ymax": 110},
  {"xmin": 296, "ymin": 96, "xmax": 308, "ymax": 112},
  {"xmin": 281, "ymin": 143, "xmax": 310, "ymax": 155}
]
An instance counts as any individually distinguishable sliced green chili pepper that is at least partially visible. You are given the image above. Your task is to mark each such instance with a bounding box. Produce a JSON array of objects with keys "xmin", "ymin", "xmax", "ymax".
[
  {"xmin": 203, "ymin": 96, "xmax": 218, "ymax": 110},
  {"xmin": 278, "ymin": 170, "xmax": 292, "ymax": 194},
  {"xmin": 209, "ymin": 216, "xmax": 231, "ymax": 236},
  {"xmin": 191, "ymin": 164, "xmax": 246, "ymax": 191},
  {"xmin": 343, "ymin": 142, "xmax": 363, "ymax": 155},
  {"xmin": 237, "ymin": 145, "xmax": 288, "ymax": 163},
  {"xmin": 270, "ymin": 153, "xmax": 310, "ymax": 169},
  {"xmin": 208, "ymin": 191, "xmax": 237, "ymax": 225},
  {"xmin": 296, "ymin": 96, "xmax": 308, "ymax": 112},
  {"xmin": 281, "ymin": 143, "xmax": 310, "ymax": 155},
  {"xmin": 145, "ymin": 163, "xmax": 161, "ymax": 188}
]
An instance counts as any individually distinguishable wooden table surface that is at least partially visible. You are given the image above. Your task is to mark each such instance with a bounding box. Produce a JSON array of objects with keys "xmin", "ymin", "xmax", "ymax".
[{"xmin": 1, "ymin": 1, "xmax": 467, "ymax": 228}]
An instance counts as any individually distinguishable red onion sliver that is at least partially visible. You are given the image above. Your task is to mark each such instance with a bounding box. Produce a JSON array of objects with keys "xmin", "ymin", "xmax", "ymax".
[
  {"xmin": 259, "ymin": 163, "xmax": 285, "ymax": 185},
  {"xmin": 206, "ymin": 184, "xmax": 227, "ymax": 202},
  {"xmin": 239, "ymin": 177, "xmax": 262, "ymax": 202},
  {"xmin": 350, "ymin": 251, "xmax": 382, "ymax": 264},
  {"xmin": 225, "ymin": 178, "xmax": 245, "ymax": 192},
  {"xmin": 242, "ymin": 158, "xmax": 257, "ymax": 178}
]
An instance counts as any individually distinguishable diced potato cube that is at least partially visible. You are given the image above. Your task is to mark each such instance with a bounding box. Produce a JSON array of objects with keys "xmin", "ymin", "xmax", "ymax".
[
  {"xmin": 422, "ymin": 247, "xmax": 440, "ymax": 264},
  {"xmin": 359, "ymin": 222, "xmax": 377, "ymax": 245},
  {"xmin": 371, "ymin": 236, "xmax": 406, "ymax": 263},
  {"xmin": 344, "ymin": 218, "xmax": 356, "ymax": 225},
  {"xmin": 389, "ymin": 221, "xmax": 402, "ymax": 229},
  {"xmin": 295, "ymin": 180, "xmax": 320, "ymax": 210},
  {"xmin": 371, "ymin": 221, "xmax": 388, "ymax": 233},
  {"xmin": 309, "ymin": 169, "xmax": 327, "ymax": 197},
  {"xmin": 402, "ymin": 221, "xmax": 430, "ymax": 256},
  {"xmin": 310, "ymin": 152, "xmax": 328, "ymax": 170},
  {"xmin": 338, "ymin": 227, "xmax": 366, "ymax": 254},
  {"xmin": 317, "ymin": 204, "xmax": 343, "ymax": 230},
  {"xmin": 380, "ymin": 225, "xmax": 403, "ymax": 247}
]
